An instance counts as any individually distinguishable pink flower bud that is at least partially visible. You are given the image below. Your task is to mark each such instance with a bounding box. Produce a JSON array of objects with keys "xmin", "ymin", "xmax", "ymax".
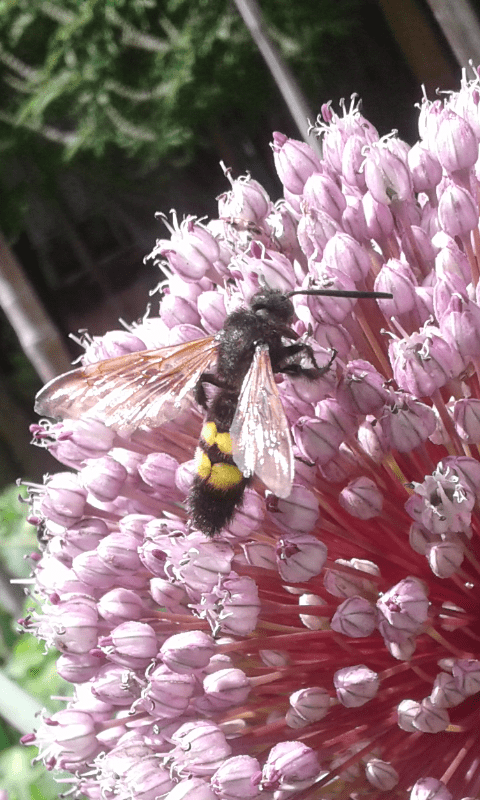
[
  {"xmin": 143, "ymin": 664, "xmax": 196, "ymax": 718},
  {"xmin": 330, "ymin": 596, "xmax": 376, "ymax": 637},
  {"xmin": 124, "ymin": 760, "xmax": 175, "ymax": 800},
  {"xmin": 434, "ymin": 236, "xmax": 471, "ymax": 283},
  {"xmin": 272, "ymin": 132, "xmax": 322, "ymax": 195},
  {"xmin": 161, "ymin": 294, "xmax": 201, "ymax": 329},
  {"xmin": 337, "ymin": 359, "xmax": 388, "ymax": 414},
  {"xmin": 302, "ymin": 173, "xmax": 346, "ymax": 221},
  {"xmin": 218, "ymin": 173, "xmax": 272, "ymax": 224},
  {"xmin": 357, "ymin": 415, "xmax": 391, "ymax": 462},
  {"xmin": 160, "ymin": 631, "xmax": 216, "ymax": 673},
  {"xmin": 435, "ymin": 109, "xmax": 478, "ymax": 173},
  {"xmin": 40, "ymin": 473, "xmax": 88, "ymax": 527},
  {"xmin": 377, "ymin": 577, "xmax": 429, "ymax": 634},
  {"xmin": 105, "ymin": 621, "xmax": 158, "ymax": 667},
  {"xmin": 364, "ymin": 142, "xmax": 413, "ymax": 204},
  {"xmin": 149, "ymin": 578, "xmax": 188, "ymax": 614},
  {"xmin": 440, "ymin": 455, "xmax": 480, "ymax": 496},
  {"xmin": 453, "ymin": 398, "xmax": 480, "ymax": 442},
  {"xmin": 341, "ymin": 134, "xmax": 367, "ymax": 190},
  {"xmin": 365, "ymin": 759, "xmax": 399, "ymax": 791},
  {"xmin": 203, "ymin": 574, "xmax": 260, "ymax": 636},
  {"xmin": 197, "ymin": 290, "xmax": 227, "ymax": 333},
  {"xmin": 374, "ymin": 258, "xmax": 417, "ymax": 316},
  {"xmin": 323, "ymin": 558, "xmax": 379, "ymax": 598},
  {"xmin": 334, "ymin": 665, "xmax": 379, "ymax": 707},
  {"xmin": 397, "ymin": 698, "xmax": 422, "ymax": 731},
  {"xmin": 166, "ymin": 778, "xmax": 217, "ymax": 800},
  {"xmin": 339, "ymin": 476, "xmax": 383, "ymax": 519},
  {"xmin": 138, "ymin": 453, "xmax": 182, "ymax": 498},
  {"xmin": 363, "ymin": 190, "xmax": 394, "ymax": 241},
  {"xmin": 56, "ymin": 652, "xmax": 104, "ymax": 684},
  {"xmin": 313, "ymin": 321, "xmax": 352, "ymax": 361},
  {"xmin": 288, "ymin": 686, "xmax": 330, "ymax": 724},
  {"xmin": 410, "ymin": 778, "xmax": 453, "ymax": 800},
  {"xmin": 438, "ymin": 182, "xmax": 478, "ymax": 237},
  {"xmin": 323, "ymin": 232, "xmax": 371, "ymax": 282},
  {"xmin": 441, "ymin": 294, "xmax": 480, "ymax": 364},
  {"xmin": 389, "ymin": 325, "xmax": 463, "ymax": 397},
  {"xmin": 171, "ymin": 721, "xmax": 232, "ymax": 775},
  {"xmin": 275, "ymin": 532, "xmax": 327, "ymax": 582},
  {"xmin": 413, "ymin": 697, "xmax": 450, "ymax": 733},
  {"xmin": 98, "ymin": 587, "xmax": 148, "ymax": 624},
  {"xmin": 342, "ymin": 194, "xmax": 370, "ymax": 241},
  {"xmin": 80, "ymin": 456, "xmax": 127, "ymax": 503},
  {"xmin": 42, "ymin": 595, "xmax": 99, "ymax": 654},
  {"xmin": 407, "ymin": 141, "xmax": 442, "ymax": 192},
  {"xmin": 427, "ymin": 539, "xmax": 464, "ymax": 578},
  {"xmin": 267, "ymin": 486, "xmax": 319, "ymax": 534},
  {"xmin": 430, "ymin": 671, "xmax": 466, "ymax": 708},
  {"xmin": 151, "ymin": 218, "xmax": 220, "ymax": 282},
  {"xmin": 211, "ymin": 755, "xmax": 261, "ymax": 800},
  {"xmin": 433, "ymin": 273, "xmax": 469, "ymax": 321},
  {"xmin": 34, "ymin": 709, "xmax": 100, "ymax": 768},
  {"xmin": 261, "ymin": 740, "xmax": 320, "ymax": 792},
  {"xmin": 381, "ymin": 394, "xmax": 436, "ymax": 452},
  {"xmin": 203, "ymin": 668, "xmax": 250, "ymax": 709},
  {"xmin": 452, "ymin": 659, "xmax": 480, "ymax": 695},
  {"xmin": 297, "ymin": 208, "xmax": 340, "ymax": 260},
  {"xmin": 97, "ymin": 532, "xmax": 141, "ymax": 573},
  {"xmin": 293, "ymin": 415, "xmax": 344, "ymax": 466}
]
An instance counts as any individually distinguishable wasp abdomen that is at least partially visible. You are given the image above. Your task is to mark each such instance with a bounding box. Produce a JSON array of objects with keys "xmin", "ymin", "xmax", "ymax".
[{"xmin": 189, "ymin": 419, "xmax": 249, "ymax": 536}]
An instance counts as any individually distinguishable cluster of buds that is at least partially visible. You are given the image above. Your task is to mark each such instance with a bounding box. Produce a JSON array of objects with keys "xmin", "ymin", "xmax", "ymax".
[{"xmin": 23, "ymin": 68, "xmax": 480, "ymax": 800}]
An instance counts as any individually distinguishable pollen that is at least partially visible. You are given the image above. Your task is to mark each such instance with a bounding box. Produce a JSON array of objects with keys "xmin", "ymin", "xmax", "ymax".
[{"xmin": 208, "ymin": 462, "xmax": 243, "ymax": 490}]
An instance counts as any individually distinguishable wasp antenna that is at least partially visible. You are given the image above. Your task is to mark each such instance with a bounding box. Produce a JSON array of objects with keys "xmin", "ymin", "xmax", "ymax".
[{"xmin": 286, "ymin": 289, "xmax": 393, "ymax": 299}]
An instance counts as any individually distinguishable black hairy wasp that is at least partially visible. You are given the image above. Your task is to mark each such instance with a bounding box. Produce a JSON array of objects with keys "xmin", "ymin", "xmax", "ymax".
[{"xmin": 35, "ymin": 286, "xmax": 391, "ymax": 536}]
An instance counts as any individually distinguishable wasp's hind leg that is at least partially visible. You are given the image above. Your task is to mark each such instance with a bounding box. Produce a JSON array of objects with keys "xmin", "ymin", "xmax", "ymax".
[
  {"xmin": 194, "ymin": 372, "xmax": 229, "ymax": 410},
  {"xmin": 277, "ymin": 343, "xmax": 337, "ymax": 380}
]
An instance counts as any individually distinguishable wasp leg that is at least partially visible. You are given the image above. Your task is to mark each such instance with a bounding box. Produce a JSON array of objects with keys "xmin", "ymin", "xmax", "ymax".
[
  {"xmin": 277, "ymin": 343, "xmax": 337, "ymax": 380},
  {"xmin": 194, "ymin": 372, "xmax": 229, "ymax": 410}
]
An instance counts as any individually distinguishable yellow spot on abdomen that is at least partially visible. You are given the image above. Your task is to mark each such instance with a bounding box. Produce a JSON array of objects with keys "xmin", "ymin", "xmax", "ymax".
[
  {"xmin": 195, "ymin": 448, "xmax": 212, "ymax": 479},
  {"xmin": 208, "ymin": 462, "xmax": 243, "ymax": 490},
  {"xmin": 215, "ymin": 431, "xmax": 232, "ymax": 454},
  {"xmin": 201, "ymin": 421, "xmax": 217, "ymax": 446}
]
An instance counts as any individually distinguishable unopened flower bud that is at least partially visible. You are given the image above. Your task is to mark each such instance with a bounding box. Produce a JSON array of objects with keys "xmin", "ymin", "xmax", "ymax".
[
  {"xmin": 334, "ymin": 665, "xmax": 379, "ymax": 707},
  {"xmin": 272, "ymin": 132, "xmax": 322, "ymax": 195},
  {"xmin": 160, "ymin": 631, "xmax": 216, "ymax": 673},
  {"xmin": 407, "ymin": 141, "xmax": 442, "ymax": 192},
  {"xmin": 410, "ymin": 778, "xmax": 453, "ymax": 800},
  {"xmin": 288, "ymin": 686, "xmax": 330, "ymax": 724},
  {"xmin": 211, "ymin": 755, "xmax": 261, "ymax": 800},
  {"xmin": 365, "ymin": 759, "xmax": 399, "ymax": 791},
  {"xmin": 436, "ymin": 109, "xmax": 478, "ymax": 173},
  {"xmin": 330, "ymin": 596, "xmax": 376, "ymax": 637},
  {"xmin": 413, "ymin": 697, "xmax": 450, "ymax": 732},
  {"xmin": 438, "ymin": 182, "xmax": 478, "ymax": 237},
  {"xmin": 339, "ymin": 476, "xmax": 383, "ymax": 519}
]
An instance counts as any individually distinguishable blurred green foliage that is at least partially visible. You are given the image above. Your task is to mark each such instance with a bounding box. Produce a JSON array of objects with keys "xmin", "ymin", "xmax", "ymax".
[
  {"xmin": 0, "ymin": 485, "xmax": 67, "ymax": 800},
  {"xmin": 0, "ymin": 0, "xmax": 359, "ymax": 164}
]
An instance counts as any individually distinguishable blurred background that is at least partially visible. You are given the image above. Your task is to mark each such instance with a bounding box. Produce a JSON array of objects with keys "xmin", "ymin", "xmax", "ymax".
[{"xmin": 0, "ymin": 0, "xmax": 477, "ymax": 795}]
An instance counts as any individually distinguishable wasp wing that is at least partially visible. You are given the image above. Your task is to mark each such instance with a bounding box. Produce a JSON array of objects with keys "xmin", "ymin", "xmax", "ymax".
[
  {"xmin": 230, "ymin": 344, "xmax": 294, "ymax": 498},
  {"xmin": 35, "ymin": 336, "xmax": 218, "ymax": 435}
]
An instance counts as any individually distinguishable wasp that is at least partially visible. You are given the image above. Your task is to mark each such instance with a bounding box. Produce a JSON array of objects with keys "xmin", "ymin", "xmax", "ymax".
[{"xmin": 35, "ymin": 286, "xmax": 391, "ymax": 536}]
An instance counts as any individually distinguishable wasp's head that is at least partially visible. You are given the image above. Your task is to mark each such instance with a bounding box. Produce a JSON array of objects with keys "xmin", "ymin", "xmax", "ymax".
[{"xmin": 250, "ymin": 289, "xmax": 295, "ymax": 323}]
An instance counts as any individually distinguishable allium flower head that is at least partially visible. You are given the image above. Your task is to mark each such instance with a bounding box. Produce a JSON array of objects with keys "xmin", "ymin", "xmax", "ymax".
[{"xmin": 24, "ymin": 67, "xmax": 480, "ymax": 799}]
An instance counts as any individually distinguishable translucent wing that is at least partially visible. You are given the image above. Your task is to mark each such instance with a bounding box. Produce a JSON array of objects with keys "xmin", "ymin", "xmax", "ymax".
[
  {"xmin": 230, "ymin": 344, "xmax": 294, "ymax": 498},
  {"xmin": 35, "ymin": 336, "xmax": 218, "ymax": 434}
]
